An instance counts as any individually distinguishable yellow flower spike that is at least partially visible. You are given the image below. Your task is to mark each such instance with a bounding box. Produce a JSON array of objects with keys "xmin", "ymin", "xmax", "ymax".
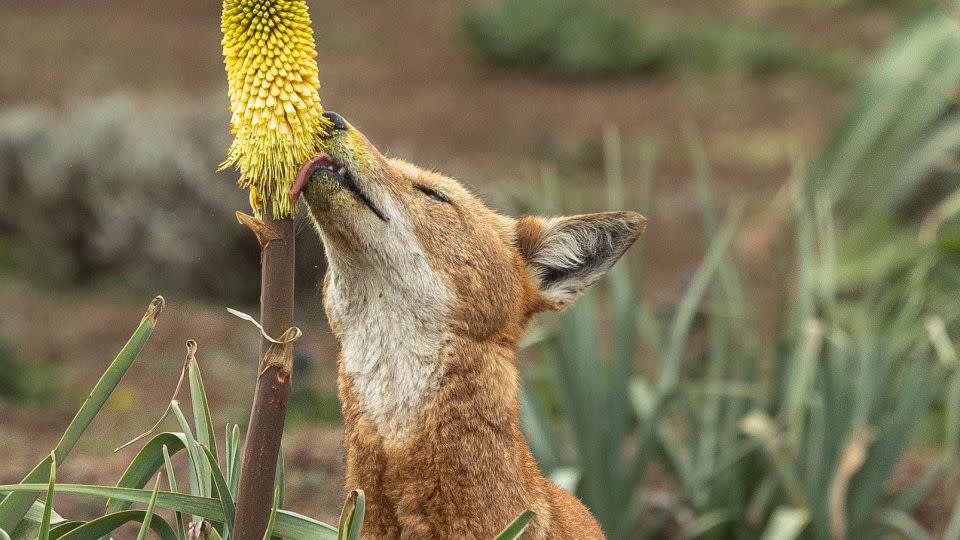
[{"xmin": 220, "ymin": 0, "xmax": 331, "ymax": 219}]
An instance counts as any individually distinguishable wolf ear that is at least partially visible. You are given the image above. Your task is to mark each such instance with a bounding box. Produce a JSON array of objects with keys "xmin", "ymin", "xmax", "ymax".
[{"xmin": 516, "ymin": 211, "xmax": 646, "ymax": 311}]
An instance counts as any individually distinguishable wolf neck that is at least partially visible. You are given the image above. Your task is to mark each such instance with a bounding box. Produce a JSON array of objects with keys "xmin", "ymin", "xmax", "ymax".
[{"xmin": 324, "ymin": 244, "xmax": 453, "ymax": 441}]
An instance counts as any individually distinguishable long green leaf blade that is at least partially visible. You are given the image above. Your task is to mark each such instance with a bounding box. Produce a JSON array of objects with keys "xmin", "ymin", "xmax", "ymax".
[
  {"xmin": 0, "ymin": 484, "xmax": 338, "ymax": 539},
  {"xmin": 51, "ymin": 511, "xmax": 177, "ymax": 540},
  {"xmin": 337, "ymin": 490, "xmax": 365, "ymax": 540},
  {"xmin": 37, "ymin": 454, "xmax": 55, "ymax": 540},
  {"xmin": 200, "ymin": 445, "xmax": 235, "ymax": 530},
  {"xmin": 760, "ymin": 507, "xmax": 809, "ymax": 540},
  {"xmin": 107, "ymin": 432, "xmax": 188, "ymax": 513},
  {"xmin": 494, "ymin": 510, "xmax": 534, "ymax": 540},
  {"xmin": 187, "ymin": 341, "xmax": 218, "ymax": 458},
  {"xmin": 135, "ymin": 475, "xmax": 162, "ymax": 540},
  {"xmin": 262, "ymin": 486, "xmax": 281, "ymax": 540},
  {"xmin": 161, "ymin": 444, "xmax": 187, "ymax": 540},
  {"xmin": 0, "ymin": 297, "xmax": 164, "ymax": 532}
]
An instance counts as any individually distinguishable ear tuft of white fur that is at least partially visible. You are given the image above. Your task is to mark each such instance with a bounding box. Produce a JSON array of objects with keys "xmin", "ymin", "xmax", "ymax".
[{"xmin": 518, "ymin": 211, "xmax": 646, "ymax": 310}]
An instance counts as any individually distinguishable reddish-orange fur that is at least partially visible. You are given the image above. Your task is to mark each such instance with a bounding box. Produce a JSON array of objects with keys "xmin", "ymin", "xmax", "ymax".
[{"xmin": 300, "ymin": 116, "xmax": 644, "ymax": 539}]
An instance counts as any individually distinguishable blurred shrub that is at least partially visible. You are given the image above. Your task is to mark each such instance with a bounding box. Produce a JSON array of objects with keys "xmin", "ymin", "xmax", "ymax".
[
  {"xmin": 0, "ymin": 93, "xmax": 327, "ymax": 301},
  {"xmin": 461, "ymin": 0, "xmax": 852, "ymax": 79}
]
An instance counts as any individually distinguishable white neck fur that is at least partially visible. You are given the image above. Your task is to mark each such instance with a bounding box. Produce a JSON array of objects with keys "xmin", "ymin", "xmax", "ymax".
[{"xmin": 320, "ymin": 213, "xmax": 451, "ymax": 441}]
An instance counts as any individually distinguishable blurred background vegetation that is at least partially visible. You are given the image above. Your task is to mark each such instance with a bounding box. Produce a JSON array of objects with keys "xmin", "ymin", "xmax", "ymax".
[{"xmin": 4, "ymin": 0, "xmax": 960, "ymax": 537}]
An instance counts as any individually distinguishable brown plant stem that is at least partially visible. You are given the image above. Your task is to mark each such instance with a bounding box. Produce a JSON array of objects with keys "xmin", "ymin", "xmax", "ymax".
[{"xmin": 233, "ymin": 207, "xmax": 297, "ymax": 540}]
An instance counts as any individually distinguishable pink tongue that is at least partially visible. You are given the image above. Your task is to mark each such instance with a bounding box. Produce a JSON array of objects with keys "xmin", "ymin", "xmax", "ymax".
[{"xmin": 290, "ymin": 152, "xmax": 333, "ymax": 202}]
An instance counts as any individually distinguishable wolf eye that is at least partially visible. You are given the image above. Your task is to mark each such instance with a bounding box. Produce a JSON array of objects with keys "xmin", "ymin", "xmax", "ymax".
[{"xmin": 414, "ymin": 184, "xmax": 451, "ymax": 203}]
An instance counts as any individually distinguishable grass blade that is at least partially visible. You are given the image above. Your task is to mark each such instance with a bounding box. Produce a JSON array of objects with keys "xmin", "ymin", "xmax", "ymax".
[
  {"xmin": 0, "ymin": 297, "xmax": 164, "ymax": 532},
  {"xmin": 187, "ymin": 340, "xmax": 218, "ymax": 459},
  {"xmin": 134, "ymin": 475, "xmax": 162, "ymax": 540},
  {"xmin": 494, "ymin": 510, "xmax": 534, "ymax": 540},
  {"xmin": 337, "ymin": 490, "xmax": 365, "ymax": 540},
  {"xmin": 208, "ymin": 525, "xmax": 225, "ymax": 540},
  {"xmin": 0, "ymin": 484, "xmax": 338, "ymax": 539},
  {"xmin": 171, "ymin": 401, "xmax": 208, "ymax": 508},
  {"xmin": 262, "ymin": 486, "xmax": 281, "ymax": 540},
  {"xmin": 660, "ymin": 204, "xmax": 743, "ymax": 391},
  {"xmin": 276, "ymin": 450, "xmax": 285, "ymax": 512},
  {"xmin": 760, "ymin": 507, "xmax": 809, "ymax": 540},
  {"xmin": 51, "ymin": 511, "xmax": 177, "ymax": 540},
  {"xmin": 880, "ymin": 509, "xmax": 933, "ymax": 540},
  {"xmin": 680, "ymin": 510, "xmax": 733, "ymax": 540},
  {"xmin": 519, "ymin": 388, "xmax": 561, "ymax": 474},
  {"xmin": 200, "ymin": 444, "xmax": 236, "ymax": 531},
  {"xmin": 161, "ymin": 444, "xmax": 187, "ymax": 540},
  {"xmin": 107, "ymin": 432, "xmax": 188, "ymax": 512},
  {"xmin": 46, "ymin": 523, "xmax": 83, "ymax": 537},
  {"xmin": 226, "ymin": 424, "xmax": 241, "ymax": 499},
  {"xmin": 37, "ymin": 453, "xmax": 55, "ymax": 540}
]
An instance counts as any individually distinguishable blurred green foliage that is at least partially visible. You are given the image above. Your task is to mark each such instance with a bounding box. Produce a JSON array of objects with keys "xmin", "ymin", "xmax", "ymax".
[
  {"xmin": 287, "ymin": 353, "xmax": 342, "ymax": 425},
  {"xmin": 804, "ymin": 0, "xmax": 942, "ymax": 12},
  {"xmin": 811, "ymin": 13, "xmax": 960, "ymax": 345},
  {"xmin": 0, "ymin": 338, "xmax": 52, "ymax": 404},
  {"xmin": 519, "ymin": 10, "xmax": 960, "ymax": 539},
  {"xmin": 461, "ymin": 0, "xmax": 853, "ymax": 79},
  {"xmin": 0, "ymin": 339, "xmax": 23, "ymax": 400}
]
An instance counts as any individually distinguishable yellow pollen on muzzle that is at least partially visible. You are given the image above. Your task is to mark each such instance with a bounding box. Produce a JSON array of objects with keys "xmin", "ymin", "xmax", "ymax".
[{"xmin": 220, "ymin": 0, "xmax": 331, "ymax": 218}]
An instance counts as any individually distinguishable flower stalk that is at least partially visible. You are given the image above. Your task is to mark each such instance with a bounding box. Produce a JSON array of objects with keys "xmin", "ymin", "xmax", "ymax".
[{"xmin": 220, "ymin": 0, "xmax": 327, "ymax": 537}]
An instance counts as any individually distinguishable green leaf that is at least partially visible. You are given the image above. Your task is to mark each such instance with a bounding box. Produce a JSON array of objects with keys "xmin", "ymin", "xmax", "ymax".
[
  {"xmin": 680, "ymin": 510, "xmax": 733, "ymax": 540},
  {"xmin": 50, "ymin": 511, "xmax": 177, "ymax": 540},
  {"xmin": 494, "ymin": 510, "xmax": 534, "ymax": 540},
  {"xmin": 135, "ymin": 475, "xmax": 162, "ymax": 540},
  {"xmin": 547, "ymin": 467, "xmax": 580, "ymax": 494},
  {"xmin": 187, "ymin": 342, "xmax": 218, "ymax": 459},
  {"xmin": 660, "ymin": 204, "xmax": 742, "ymax": 391},
  {"xmin": 107, "ymin": 432, "xmax": 188, "ymax": 513},
  {"xmin": 262, "ymin": 486, "xmax": 281, "ymax": 540},
  {"xmin": 37, "ymin": 453, "xmax": 55, "ymax": 540},
  {"xmin": 276, "ymin": 450, "xmax": 286, "ymax": 512},
  {"xmin": 225, "ymin": 424, "xmax": 241, "ymax": 500},
  {"xmin": 518, "ymin": 388, "xmax": 561, "ymax": 473},
  {"xmin": 812, "ymin": 14, "xmax": 960, "ymax": 215},
  {"xmin": 199, "ymin": 444, "xmax": 236, "ymax": 531},
  {"xmin": 171, "ymin": 400, "xmax": 208, "ymax": 525},
  {"xmin": 760, "ymin": 507, "xmax": 809, "ymax": 540},
  {"xmin": 161, "ymin": 444, "xmax": 187, "ymax": 540},
  {"xmin": 17, "ymin": 499, "xmax": 66, "ymax": 528},
  {"xmin": 0, "ymin": 297, "xmax": 163, "ymax": 532},
  {"xmin": 0, "ymin": 484, "xmax": 338, "ymax": 539},
  {"xmin": 337, "ymin": 490, "xmax": 365, "ymax": 540},
  {"xmin": 45, "ymin": 522, "xmax": 83, "ymax": 537},
  {"xmin": 880, "ymin": 509, "xmax": 933, "ymax": 540}
]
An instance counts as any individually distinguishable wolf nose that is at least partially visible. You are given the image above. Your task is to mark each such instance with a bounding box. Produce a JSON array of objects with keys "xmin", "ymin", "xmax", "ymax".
[{"xmin": 322, "ymin": 111, "xmax": 347, "ymax": 131}]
